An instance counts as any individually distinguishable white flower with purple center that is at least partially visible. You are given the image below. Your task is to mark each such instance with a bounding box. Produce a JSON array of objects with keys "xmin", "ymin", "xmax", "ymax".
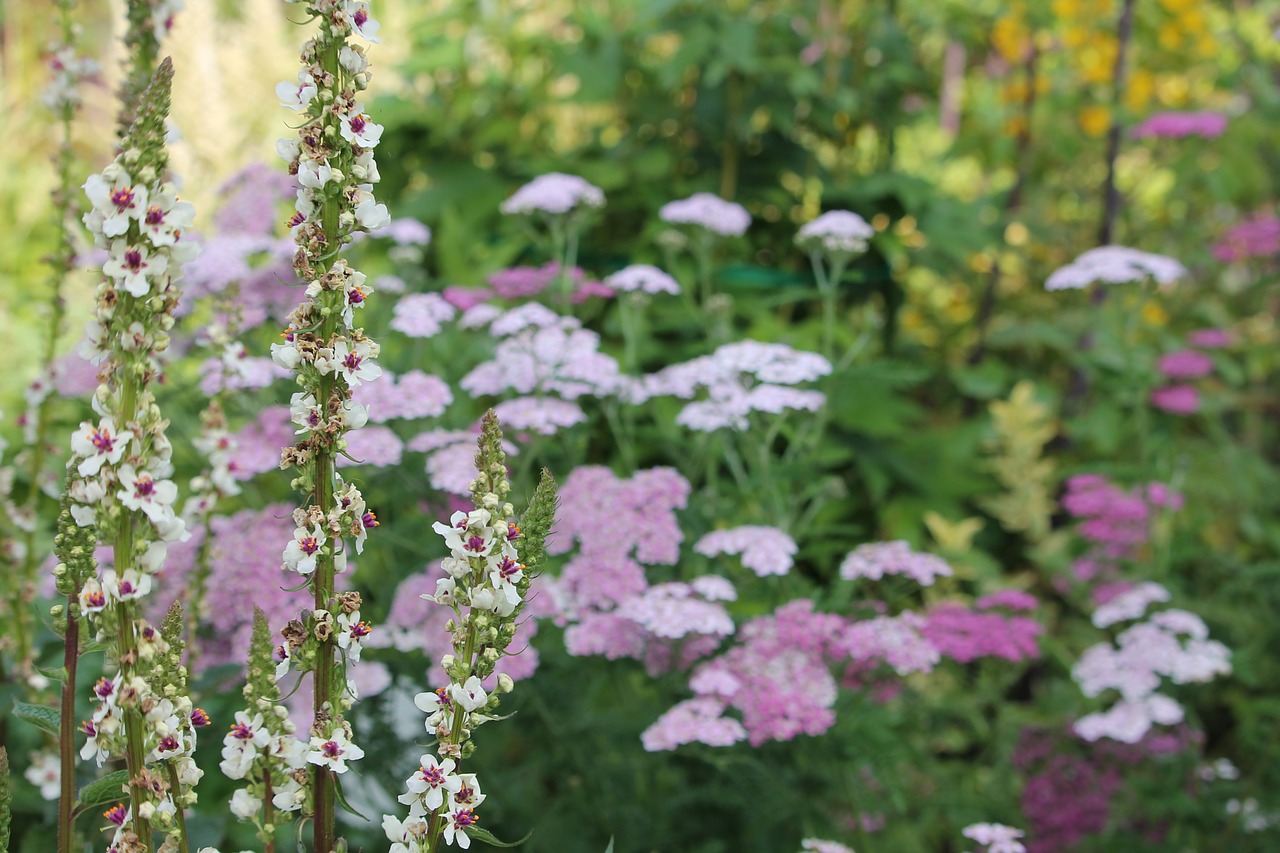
[
  {"xmin": 102, "ymin": 569, "xmax": 152, "ymax": 603},
  {"xmin": 343, "ymin": 1, "xmax": 381, "ymax": 42},
  {"xmin": 290, "ymin": 392, "xmax": 324, "ymax": 434},
  {"xmin": 796, "ymin": 209, "xmax": 874, "ymax": 256},
  {"xmin": 443, "ymin": 806, "xmax": 482, "ymax": 850},
  {"xmin": 332, "ymin": 338, "xmax": 382, "ymax": 387},
  {"xmin": 306, "ymin": 726, "xmax": 364, "ymax": 773},
  {"xmin": 298, "ymin": 158, "xmax": 334, "ymax": 189},
  {"xmin": 219, "ymin": 711, "xmax": 271, "ymax": 780},
  {"xmin": 282, "ymin": 523, "xmax": 326, "ymax": 575},
  {"xmin": 340, "ymin": 107, "xmax": 384, "ymax": 148},
  {"xmin": 24, "ymin": 751, "xmax": 60, "ymax": 801},
  {"xmin": 398, "ymin": 753, "xmax": 462, "ymax": 815},
  {"xmin": 605, "ymin": 263, "xmax": 681, "ymax": 295},
  {"xmin": 70, "ymin": 417, "xmax": 132, "ymax": 477},
  {"xmin": 271, "ymin": 330, "xmax": 302, "ymax": 370},
  {"xmin": 140, "ymin": 184, "xmax": 195, "ymax": 247},
  {"xmin": 276, "ymin": 71, "xmax": 318, "ymax": 111},
  {"xmin": 83, "ymin": 170, "xmax": 148, "ymax": 238},
  {"xmin": 432, "ymin": 509, "xmax": 496, "ymax": 559},
  {"xmin": 103, "ymin": 239, "xmax": 169, "ymax": 297},
  {"xmin": 78, "ymin": 578, "xmax": 108, "ymax": 615},
  {"xmin": 342, "ymin": 270, "xmax": 373, "ymax": 327},
  {"xmin": 337, "ymin": 610, "xmax": 372, "ymax": 663},
  {"xmin": 659, "ymin": 192, "xmax": 751, "ymax": 237},
  {"xmin": 500, "ymin": 172, "xmax": 605, "ymax": 216},
  {"xmin": 116, "ymin": 465, "xmax": 178, "ymax": 525}
]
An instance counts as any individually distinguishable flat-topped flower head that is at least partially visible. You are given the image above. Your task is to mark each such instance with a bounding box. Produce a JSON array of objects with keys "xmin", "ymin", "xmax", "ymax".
[
  {"xmin": 1045, "ymin": 245, "xmax": 1186, "ymax": 291},
  {"xmin": 606, "ymin": 263, "xmax": 681, "ymax": 295},
  {"xmin": 962, "ymin": 822, "xmax": 1026, "ymax": 853},
  {"xmin": 840, "ymin": 540, "xmax": 953, "ymax": 587},
  {"xmin": 659, "ymin": 192, "xmax": 751, "ymax": 237},
  {"xmin": 797, "ymin": 209, "xmax": 875, "ymax": 256},
  {"xmin": 500, "ymin": 172, "xmax": 605, "ymax": 216}
]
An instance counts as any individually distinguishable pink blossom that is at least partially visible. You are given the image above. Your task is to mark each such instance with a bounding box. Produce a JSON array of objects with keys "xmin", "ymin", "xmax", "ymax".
[
  {"xmin": 694, "ymin": 525, "xmax": 797, "ymax": 576},
  {"xmin": 441, "ymin": 286, "xmax": 492, "ymax": 310},
  {"xmin": 921, "ymin": 603, "xmax": 1042, "ymax": 664},
  {"xmin": 659, "ymin": 192, "xmax": 751, "ymax": 237},
  {"xmin": 1130, "ymin": 111, "xmax": 1228, "ymax": 139},
  {"xmin": 839, "ymin": 540, "xmax": 952, "ymax": 586},
  {"xmin": 51, "ymin": 352, "xmax": 101, "ymax": 397},
  {"xmin": 976, "ymin": 589, "xmax": 1038, "ymax": 611},
  {"xmin": 230, "ymin": 407, "xmax": 294, "ymax": 481},
  {"xmin": 1156, "ymin": 349, "xmax": 1212, "ymax": 379},
  {"xmin": 352, "ymin": 370, "xmax": 452, "ymax": 422},
  {"xmin": 337, "ymin": 425, "xmax": 404, "ymax": 469},
  {"xmin": 1149, "ymin": 384, "xmax": 1199, "ymax": 415},
  {"xmin": 390, "ymin": 293, "xmax": 457, "ymax": 338},
  {"xmin": 491, "ymin": 395, "xmax": 587, "ymax": 435},
  {"xmin": 1188, "ymin": 328, "xmax": 1232, "ymax": 349},
  {"xmin": 1213, "ymin": 213, "xmax": 1280, "ymax": 263},
  {"xmin": 640, "ymin": 698, "xmax": 747, "ymax": 751}
]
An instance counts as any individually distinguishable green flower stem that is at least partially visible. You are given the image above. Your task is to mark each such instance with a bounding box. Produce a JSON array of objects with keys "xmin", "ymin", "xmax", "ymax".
[
  {"xmin": 56, "ymin": 585, "xmax": 81, "ymax": 853},
  {"xmin": 165, "ymin": 763, "xmax": 190, "ymax": 853}
]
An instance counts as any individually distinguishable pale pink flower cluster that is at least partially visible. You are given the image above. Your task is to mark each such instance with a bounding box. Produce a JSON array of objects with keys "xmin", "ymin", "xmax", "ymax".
[
  {"xmin": 499, "ymin": 172, "xmax": 605, "ymax": 216},
  {"xmin": 646, "ymin": 340, "xmax": 831, "ymax": 431},
  {"xmin": 390, "ymin": 292, "xmax": 457, "ymax": 338},
  {"xmin": 659, "ymin": 192, "xmax": 751, "ymax": 237},
  {"xmin": 796, "ymin": 209, "xmax": 874, "ymax": 256},
  {"xmin": 407, "ymin": 429, "xmax": 517, "ymax": 496},
  {"xmin": 351, "ymin": 369, "xmax": 453, "ymax": 422},
  {"xmin": 640, "ymin": 697, "xmax": 747, "ymax": 752},
  {"xmin": 694, "ymin": 525, "xmax": 798, "ymax": 576},
  {"xmin": 1130, "ymin": 110, "xmax": 1228, "ymax": 139},
  {"xmin": 1213, "ymin": 213, "xmax": 1280, "ymax": 263},
  {"xmin": 42, "ymin": 43, "xmax": 99, "ymax": 111},
  {"xmin": 1073, "ymin": 600, "xmax": 1231, "ymax": 743},
  {"xmin": 605, "ymin": 263, "xmax": 681, "ymax": 295},
  {"xmin": 839, "ymin": 540, "xmax": 953, "ymax": 586},
  {"xmin": 1045, "ymin": 245, "xmax": 1185, "ymax": 291}
]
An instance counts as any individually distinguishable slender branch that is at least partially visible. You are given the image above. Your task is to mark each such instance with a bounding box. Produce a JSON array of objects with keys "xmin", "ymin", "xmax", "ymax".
[{"xmin": 1098, "ymin": 0, "xmax": 1137, "ymax": 247}]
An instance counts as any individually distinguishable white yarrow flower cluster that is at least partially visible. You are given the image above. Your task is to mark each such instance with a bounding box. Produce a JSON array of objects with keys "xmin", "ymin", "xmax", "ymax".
[
  {"xmin": 605, "ymin": 263, "xmax": 681, "ymax": 296},
  {"xmin": 1073, "ymin": 601, "xmax": 1231, "ymax": 743},
  {"xmin": 796, "ymin": 209, "xmax": 874, "ymax": 256},
  {"xmin": 1045, "ymin": 245, "xmax": 1186, "ymax": 291},
  {"xmin": 499, "ymin": 172, "xmax": 604, "ymax": 216},
  {"xmin": 659, "ymin": 192, "xmax": 751, "ymax": 237}
]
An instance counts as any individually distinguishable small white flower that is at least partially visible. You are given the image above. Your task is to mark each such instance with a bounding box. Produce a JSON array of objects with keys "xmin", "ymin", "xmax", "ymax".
[
  {"xmin": 140, "ymin": 184, "xmax": 196, "ymax": 247},
  {"xmin": 340, "ymin": 109, "xmax": 384, "ymax": 148},
  {"xmin": 343, "ymin": 1, "xmax": 381, "ymax": 42},
  {"xmin": 298, "ymin": 158, "xmax": 334, "ymax": 189},
  {"xmin": 290, "ymin": 392, "xmax": 323, "ymax": 434},
  {"xmin": 70, "ymin": 417, "xmax": 132, "ymax": 477},
  {"xmin": 336, "ymin": 610, "xmax": 372, "ymax": 663},
  {"xmin": 354, "ymin": 191, "xmax": 390, "ymax": 230},
  {"xmin": 102, "ymin": 569, "xmax": 152, "ymax": 602},
  {"xmin": 282, "ymin": 524, "xmax": 326, "ymax": 575},
  {"xmin": 229, "ymin": 787, "xmax": 261, "ymax": 820},
  {"xmin": 277, "ymin": 71, "xmax": 318, "ymax": 111},
  {"xmin": 24, "ymin": 751, "xmax": 60, "ymax": 801},
  {"xmin": 116, "ymin": 465, "xmax": 179, "ymax": 525},
  {"xmin": 332, "ymin": 338, "xmax": 382, "ymax": 387},
  {"xmin": 398, "ymin": 753, "xmax": 461, "ymax": 814},
  {"xmin": 450, "ymin": 676, "xmax": 488, "ymax": 713},
  {"xmin": 83, "ymin": 171, "xmax": 148, "ymax": 238},
  {"xmin": 103, "ymin": 239, "xmax": 169, "ymax": 297},
  {"xmin": 306, "ymin": 727, "xmax": 365, "ymax": 773}
]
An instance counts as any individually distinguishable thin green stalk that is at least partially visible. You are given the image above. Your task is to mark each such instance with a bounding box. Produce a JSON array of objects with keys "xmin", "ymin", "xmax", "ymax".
[
  {"xmin": 56, "ymin": 587, "xmax": 81, "ymax": 853},
  {"xmin": 165, "ymin": 763, "xmax": 190, "ymax": 853}
]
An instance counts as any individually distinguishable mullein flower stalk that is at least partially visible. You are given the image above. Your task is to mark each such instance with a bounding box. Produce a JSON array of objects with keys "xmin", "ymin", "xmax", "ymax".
[
  {"xmin": 384, "ymin": 414, "xmax": 557, "ymax": 852},
  {"xmin": 117, "ymin": 0, "xmax": 182, "ymax": 137},
  {"xmin": 270, "ymin": 4, "xmax": 387, "ymax": 851},
  {"xmin": 7, "ymin": 0, "xmax": 99, "ymax": 690},
  {"xmin": 52, "ymin": 485, "xmax": 98, "ymax": 853},
  {"xmin": 220, "ymin": 608, "xmax": 304, "ymax": 853},
  {"xmin": 67, "ymin": 57, "xmax": 201, "ymax": 853}
]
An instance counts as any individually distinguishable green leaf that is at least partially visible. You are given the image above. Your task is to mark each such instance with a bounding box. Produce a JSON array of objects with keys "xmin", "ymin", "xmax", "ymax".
[
  {"xmin": 465, "ymin": 825, "xmax": 533, "ymax": 848},
  {"xmin": 74, "ymin": 770, "xmax": 130, "ymax": 812},
  {"xmin": 34, "ymin": 664, "xmax": 68, "ymax": 683},
  {"xmin": 12, "ymin": 701, "xmax": 59, "ymax": 737},
  {"xmin": 332, "ymin": 775, "xmax": 368, "ymax": 821},
  {"xmin": 602, "ymin": 839, "xmax": 615, "ymax": 853}
]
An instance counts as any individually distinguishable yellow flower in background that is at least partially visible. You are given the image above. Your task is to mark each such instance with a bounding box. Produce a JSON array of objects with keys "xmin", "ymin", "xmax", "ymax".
[
  {"xmin": 1159, "ymin": 22, "xmax": 1184, "ymax": 50},
  {"xmin": 1159, "ymin": 0, "xmax": 1198, "ymax": 12},
  {"xmin": 1142, "ymin": 300, "xmax": 1169, "ymax": 327},
  {"xmin": 993, "ymin": 15, "xmax": 1032, "ymax": 62},
  {"xmin": 1079, "ymin": 105, "xmax": 1111, "ymax": 136},
  {"xmin": 1126, "ymin": 69, "xmax": 1155, "ymax": 110},
  {"xmin": 924, "ymin": 512, "xmax": 985, "ymax": 553}
]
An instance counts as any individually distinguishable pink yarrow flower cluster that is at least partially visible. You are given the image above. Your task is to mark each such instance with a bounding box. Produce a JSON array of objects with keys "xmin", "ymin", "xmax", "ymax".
[
  {"xmin": 659, "ymin": 192, "xmax": 751, "ymax": 237},
  {"xmin": 499, "ymin": 172, "xmax": 604, "ymax": 216},
  {"xmin": 840, "ymin": 540, "xmax": 953, "ymax": 586},
  {"xmin": 1213, "ymin": 213, "xmax": 1280, "ymax": 263},
  {"xmin": 695, "ymin": 525, "xmax": 798, "ymax": 576},
  {"xmin": 1130, "ymin": 110, "xmax": 1228, "ymax": 140},
  {"xmin": 1061, "ymin": 474, "xmax": 1182, "ymax": 579},
  {"xmin": 796, "ymin": 209, "xmax": 874, "ymax": 256}
]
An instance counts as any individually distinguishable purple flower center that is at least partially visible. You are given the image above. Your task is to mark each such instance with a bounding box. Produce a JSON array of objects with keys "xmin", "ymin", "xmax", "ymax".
[
  {"xmin": 119, "ymin": 581, "xmax": 135, "ymax": 596},
  {"xmin": 145, "ymin": 206, "xmax": 165, "ymax": 226},
  {"xmin": 133, "ymin": 475, "xmax": 155, "ymax": 498},
  {"xmin": 230, "ymin": 723, "xmax": 255, "ymax": 740},
  {"xmin": 321, "ymin": 740, "xmax": 343, "ymax": 759},
  {"xmin": 95, "ymin": 678, "xmax": 114, "ymax": 698},
  {"xmin": 465, "ymin": 535, "xmax": 486, "ymax": 553},
  {"xmin": 90, "ymin": 427, "xmax": 115, "ymax": 453},
  {"xmin": 110, "ymin": 188, "xmax": 134, "ymax": 210},
  {"xmin": 104, "ymin": 804, "xmax": 127, "ymax": 825},
  {"xmin": 350, "ymin": 621, "xmax": 372, "ymax": 639},
  {"xmin": 507, "ymin": 523, "xmax": 522, "ymax": 541},
  {"xmin": 420, "ymin": 765, "xmax": 445, "ymax": 786},
  {"xmin": 82, "ymin": 720, "xmax": 97, "ymax": 737},
  {"xmin": 362, "ymin": 511, "xmax": 378, "ymax": 529},
  {"xmin": 191, "ymin": 709, "xmax": 211, "ymax": 727},
  {"xmin": 350, "ymin": 115, "xmax": 367, "ymax": 135},
  {"xmin": 288, "ymin": 211, "xmax": 306, "ymax": 227},
  {"xmin": 343, "ymin": 352, "xmax": 363, "ymax": 371},
  {"xmin": 354, "ymin": 9, "xmax": 368, "ymax": 27},
  {"xmin": 498, "ymin": 557, "xmax": 522, "ymax": 581},
  {"xmin": 158, "ymin": 735, "xmax": 179, "ymax": 752},
  {"xmin": 349, "ymin": 286, "xmax": 366, "ymax": 305},
  {"xmin": 85, "ymin": 591, "xmax": 106, "ymax": 607},
  {"xmin": 299, "ymin": 536, "xmax": 319, "ymax": 555},
  {"xmin": 454, "ymin": 807, "xmax": 478, "ymax": 828},
  {"xmin": 124, "ymin": 249, "xmax": 144, "ymax": 272}
]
